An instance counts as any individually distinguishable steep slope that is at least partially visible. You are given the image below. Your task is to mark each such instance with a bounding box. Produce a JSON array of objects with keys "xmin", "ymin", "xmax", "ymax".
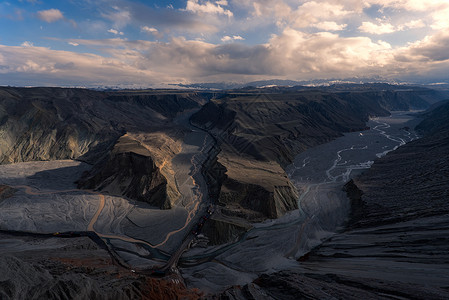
[
  {"xmin": 212, "ymin": 97, "xmax": 449, "ymax": 299},
  {"xmin": 0, "ymin": 87, "xmax": 203, "ymax": 164},
  {"xmin": 0, "ymin": 87, "xmax": 117, "ymax": 164},
  {"xmin": 415, "ymin": 100, "xmax": 449, "ymax": 134}
]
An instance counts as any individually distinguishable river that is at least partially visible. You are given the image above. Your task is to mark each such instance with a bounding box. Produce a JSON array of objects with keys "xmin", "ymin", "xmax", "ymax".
[{"xmin": 180, "ymin": 111, "xmax": 422, "ymax": 292}]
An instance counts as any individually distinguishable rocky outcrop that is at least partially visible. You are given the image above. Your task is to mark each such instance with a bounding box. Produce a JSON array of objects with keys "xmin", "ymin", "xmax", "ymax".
[
  {"xmin": 218, "ymin": 174, "xmax": 299, "ymax": 220},
  {"xmin": 342, "ymin": 179, "xmax": 364, "ymax": 225},
  {"xmin": 77, "ymin": 135, "xmax": 180, "ymax": 209},
  {"xmin": 202, "ymin": 214, "xmax": 252, "ymax": 245}
]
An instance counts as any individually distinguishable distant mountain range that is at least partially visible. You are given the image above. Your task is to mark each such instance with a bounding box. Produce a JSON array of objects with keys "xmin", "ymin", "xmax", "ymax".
[{"xmin": 170, "ymin": 77, "xmax": 406, "ymax": 90}]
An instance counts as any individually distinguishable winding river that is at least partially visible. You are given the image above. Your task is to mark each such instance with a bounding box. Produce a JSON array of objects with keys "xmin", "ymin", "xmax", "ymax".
[{"xmin": 180, "ymin": 111, "xmax": 422, "ymax": 291}]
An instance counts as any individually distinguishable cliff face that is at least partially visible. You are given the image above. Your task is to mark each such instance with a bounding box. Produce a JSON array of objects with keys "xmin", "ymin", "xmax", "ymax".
[
  {"xmin": 216, "ymin": 157, "xmax": 299, "ymax": 220},
  {"xmin": 77, "ymin": 134, "xmax": 181, "ymax": 209},
  {"xmin": 202, "ymin": 214, "xmax": 252, "ymax": 245}
]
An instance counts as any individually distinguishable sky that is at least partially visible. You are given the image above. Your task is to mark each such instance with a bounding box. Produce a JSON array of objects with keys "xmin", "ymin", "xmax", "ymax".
[{"xmin": 1, "ymin": 0, "xmax": 449, "ymax": 87}]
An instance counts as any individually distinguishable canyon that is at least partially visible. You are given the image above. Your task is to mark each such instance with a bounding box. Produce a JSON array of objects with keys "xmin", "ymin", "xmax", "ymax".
[{"xmin": 0, "ymin": 84, "xmax": 448, "ymax": 299}]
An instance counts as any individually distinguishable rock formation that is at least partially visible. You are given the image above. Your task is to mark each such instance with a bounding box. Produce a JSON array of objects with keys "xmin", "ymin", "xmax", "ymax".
[
  {"xmin": 0, "ymin": 87, "xmax": 205, "ymax": 206},
  {"xmin": 211, "ymin": 96, "xmax": 449, "ymax": 299},
  {"xmin": 77, "ymin": 134, "xmax": 181, "ymax": 209},
  {"xmin": 191, "ymin": 85, "xmax": 440, "ymax": 243}
]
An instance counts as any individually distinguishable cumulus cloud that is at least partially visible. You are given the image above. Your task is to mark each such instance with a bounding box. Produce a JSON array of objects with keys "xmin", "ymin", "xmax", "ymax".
[
  {"xmin": 37, "ymin": 9, "xmax": 64, "ymax": 23},
  {"xmin": 360, "ymin": 18, "xmax": 426, "ymax": 35},
  {"xmin": 400, "ymin": 19, "xmax": 426, "ymax": 30},
  {"xmin": 141, "ymin": 26, "xmax": 158, "ymax": 33},
  {"xmin": 430, "ymin": 6, "xmax": 449, "ymax": 29},
  {"xmin": 234, "ymin": 0, "xmax": 354, "ymax": 32},
  {"xmin": 36, "ymin": 8, "xmax": 76, "ymax": 27},
  {"xmin": 108, "ymin": 29, "xmax": 124, "ymax": 35},
  {"xmin": 185, "ymin": 0, "xmax": 233, "ymax": 17},
  {"xmin": 313, "ymin": 21, "xmax": 347, "ymax": 31},
  {"xmin": 359, "ymin": 21, "xmax": 396, "ymax": 34},
  {"xmin": 265, "ymin": 28, "xmax": 393, "ymax": 76},
  {"xmin": 141, "ymin": 26, "xmax": 163, "ymax": 39},
  {"xmin": 398, "ymin": 30, "xmax": 449, "ymax": 62},
  {"xmin": 221, "ymin": 35, "xmax": 245, "ymax": 42},
  {"xmin": 290, "ymin": 1, "xmax": 351, "ymax": 28}
]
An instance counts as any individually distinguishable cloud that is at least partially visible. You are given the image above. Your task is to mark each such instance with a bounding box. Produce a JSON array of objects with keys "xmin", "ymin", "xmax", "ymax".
[
  {"xmin": 398, "ymin": 31, "xmax": 449, "ymax": 62},
  {"xmin": 234, "ymin": 0, "xmax": 354, "ymax": 32},
  {"xmin": 108, "ymin": 29, "xmax": 124, "ymax": 35},
  {"xmin": 101, "ymin": 7, "xmax": 131, "ymax": 29},
  {"xmin": 0, "ymin": 29, "xmax": 431, "ymax": 86},
  {"xmin": 400, "ymin": 19, "xmax": 426, "ymax": 30},
  {"xmin": 20, "ymin": 41, "xmax": 34, "ymax": 47},
  {"xmin": 141, "ymin": 26, "xmax": 158, "ymax": 33},
  {"xmin": 185, "ymin": 0, "xmax": 233, "ymax": 17},
  {"xmin": 430, "ymin": 5, "xmax": 449, "ymax": 29},
  {"xmin": 3, "ymin": 0, "xmax": 449, "ymax": 87},
  {"xmin": 98, "ymin": 1, "xmax": 218, "ymax": 34},
  {"xmin": 141, "ymin": 26, "xmax": 163, "ymax": 39},
  {"xmin": 360, "ymin": 18, "xmax": 426, "ymax": 35},
  {"xmin": 37, "ymin": 9, "xmax": 64, "ymax": 23},
  {"xmin": 0, "ymin": 44, "xmax": 163, "ymax": 86},
  {"xmin": 82, "ymin": 29, "xmax": 393, "ymax": 80},
  {"xmin": 359, "ymin": 21, "xmax": 396, "ymax": 34},
  {"xmin": 363, "ymin": 0, "xmax": 449, "ymax": 12},
  {"xmin": 313, "ymin": 21, "xmax": 347, "ymax": 31},
  {"xmin": 221, "ymin": 35, "xmax": 245, "ymax": 42},
  {"xmin": 265, "ymin": 28, "xmax": 393, "ymax": 76},
  {"xmin": 290, "ymin": 1, "xmax": 351, "ymax": 28}
]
